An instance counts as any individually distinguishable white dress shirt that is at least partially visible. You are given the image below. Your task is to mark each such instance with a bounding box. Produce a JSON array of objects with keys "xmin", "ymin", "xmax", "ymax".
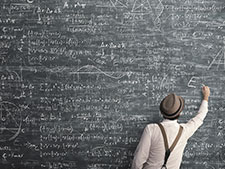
[{"xmin": 131, "ymin": 100, "xmax": 208, "ymax": 169}]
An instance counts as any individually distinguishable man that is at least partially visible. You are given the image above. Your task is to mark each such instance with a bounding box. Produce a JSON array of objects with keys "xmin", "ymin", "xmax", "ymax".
[{"xmin": 131, "ymin": 86, "xmax": 210, "ymax": 169}]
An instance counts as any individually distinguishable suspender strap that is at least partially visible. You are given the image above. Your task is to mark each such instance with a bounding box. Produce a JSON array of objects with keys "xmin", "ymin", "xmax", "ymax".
[
  {"xmin": 158, "ymin": 123, "xmax": 169, "ymax": 150},
  {"xmin": 170, "ymin": 125, "xmax": 183, "ymax": 152},
  {"xmin": 157, "ymin": 123, "xmax": 183, "ymax": 169}
]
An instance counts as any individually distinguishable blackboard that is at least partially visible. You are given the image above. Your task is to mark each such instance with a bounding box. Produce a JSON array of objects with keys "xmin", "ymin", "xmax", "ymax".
[{"xmin": 0, "ymin": 0, "xmax": 225, "ymax": 168}]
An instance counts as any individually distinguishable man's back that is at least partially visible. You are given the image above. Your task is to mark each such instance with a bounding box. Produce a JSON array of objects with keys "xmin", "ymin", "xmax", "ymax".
[
  {"xmin": 141, "ymin": 121, "xmax": 186, "ymax": 169},
  {"xmin": 131, "ymin": 99, "xmax": 209, "ymax": 169}
]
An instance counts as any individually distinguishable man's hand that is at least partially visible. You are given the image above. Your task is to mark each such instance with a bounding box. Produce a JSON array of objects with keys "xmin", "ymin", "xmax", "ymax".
[{"xmin": 202, "ymin": 86, "xmax": 210, "ymax": 101}]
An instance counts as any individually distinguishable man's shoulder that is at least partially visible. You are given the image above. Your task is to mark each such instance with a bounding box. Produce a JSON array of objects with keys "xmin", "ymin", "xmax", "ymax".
[{"xmin": 145, "ymin": 123, "xmax": 159, "ymax": 130}]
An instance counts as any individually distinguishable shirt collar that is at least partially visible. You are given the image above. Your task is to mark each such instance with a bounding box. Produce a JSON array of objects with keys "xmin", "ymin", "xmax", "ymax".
[{"xmin": 162, "ymin": 119, "xmax": 178, "ymax": 123}]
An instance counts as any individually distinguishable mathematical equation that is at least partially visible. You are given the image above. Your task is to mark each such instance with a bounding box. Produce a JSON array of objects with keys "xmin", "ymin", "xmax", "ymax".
[{"xmin": 0, "ymin": 0, "xmax": 225, "ymax": 169}]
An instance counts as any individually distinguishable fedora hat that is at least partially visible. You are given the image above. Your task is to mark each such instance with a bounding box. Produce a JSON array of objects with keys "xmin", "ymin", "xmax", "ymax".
[{"xmin": 160, "ymin": 93, "xmax": 184, "ymax": 119}]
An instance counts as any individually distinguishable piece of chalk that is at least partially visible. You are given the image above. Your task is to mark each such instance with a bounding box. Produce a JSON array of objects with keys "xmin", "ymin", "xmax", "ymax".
[{"xmin": 202, "ymin": 84, "xmax": 205, "ymax": 86}]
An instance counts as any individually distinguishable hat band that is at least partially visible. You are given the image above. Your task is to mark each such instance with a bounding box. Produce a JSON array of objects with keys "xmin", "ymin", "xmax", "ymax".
[{"xmin": 163, "ymin": 98, "xmax": 182, "ymax": 117}]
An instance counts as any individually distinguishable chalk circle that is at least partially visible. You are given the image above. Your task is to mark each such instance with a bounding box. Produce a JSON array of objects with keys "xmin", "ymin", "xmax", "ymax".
[
  {"xmin": 220, "ymin": 147, "xmax": 225, "ymax": 163},
  {"xmin": 0, "ymin": 102, "xmax": 22, "ymax": 142},
  {"xmin": 27, "ymin": 0, "xmax": 34, "ymax": 3}
]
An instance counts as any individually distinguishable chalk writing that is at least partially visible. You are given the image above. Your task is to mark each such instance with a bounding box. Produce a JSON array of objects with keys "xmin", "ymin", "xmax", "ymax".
[{"xmin": 0, "ymin": 0, "xmax": 225, "ymax": 169}]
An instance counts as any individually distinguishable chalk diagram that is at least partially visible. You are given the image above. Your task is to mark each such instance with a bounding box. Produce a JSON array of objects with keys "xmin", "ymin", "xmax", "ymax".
[
  {"xmin": 110, "ymin": 0, "xmax": 129, "ymax": 8},
  {"xmin": 188, "ymin": 39, "xmax": 225, "ymax": 88},
  {"xmin": 0, "ymin": 70, "xmax": 23, "ymax": 142},
  {"xmin": 220, "ymin": 148, "xmax": 225, "ymax": 164},
  {"xmin": 0, "ymin": 101, "xmax": 22, "ymax": 142},
  {"xmin": 110, "ymin": 0, "xmax": 164, "ymax": 30},
  {"xmin": 207, "ymin": 45, "xmax": 225, "ymax": 70},
  {"xmin": 70, "ymin": 65, "xmax": 128, "ymax": 80}
]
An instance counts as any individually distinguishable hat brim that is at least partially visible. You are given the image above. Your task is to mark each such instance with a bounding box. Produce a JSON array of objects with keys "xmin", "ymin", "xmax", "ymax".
[{"xmin": 161, "ymin": 96, "xmax": 184, "ymax": 119}]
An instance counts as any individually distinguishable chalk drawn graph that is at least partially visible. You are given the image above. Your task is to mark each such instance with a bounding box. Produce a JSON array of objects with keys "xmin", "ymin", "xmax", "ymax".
[
  {"xmin": 207, "ymin": 48, "xmax": 225, "ymax": 70},
  {"xmin": 0, "ymin": 101, "xmax": 22, "ymax": 142},
  {"xmin": 188, "ymin": 37, "xmax": 225, "ymax": 88},
  {"xmin": 110, "ymin": 0, "xmax": 164, "ymax": 29},
  {"xmin": 70, "ymin": 65, "xmax": 129, "ymax": 80}
]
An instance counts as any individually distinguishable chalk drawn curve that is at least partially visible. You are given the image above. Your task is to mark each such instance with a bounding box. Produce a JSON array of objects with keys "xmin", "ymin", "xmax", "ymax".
[
  {"xmin": 0, "ymin": 101, "xmax": 22, "ymax": 142},
  {"xmin": 70, "ymin": 65, "xmax": 128, "ymax": 80}
]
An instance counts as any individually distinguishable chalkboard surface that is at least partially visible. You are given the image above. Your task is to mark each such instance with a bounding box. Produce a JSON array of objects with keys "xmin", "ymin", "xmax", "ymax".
[{"xmin": 0, "ymin": 0, "xmax": 225, "ymax": 169}]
